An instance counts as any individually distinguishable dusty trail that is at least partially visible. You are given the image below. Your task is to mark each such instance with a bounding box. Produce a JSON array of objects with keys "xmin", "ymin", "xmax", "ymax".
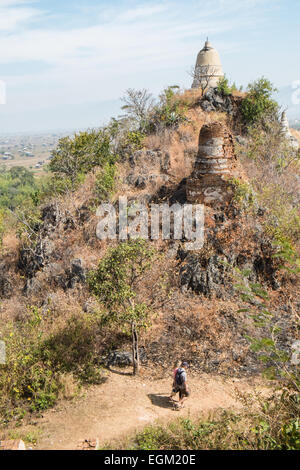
[{"xmin": 22, "ymin": 369, "xmax": 265, "ymax": 450}]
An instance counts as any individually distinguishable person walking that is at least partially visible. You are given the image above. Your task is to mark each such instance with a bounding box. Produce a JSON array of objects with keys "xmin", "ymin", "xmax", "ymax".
[{"xmin": 169, "ymin": 361, "xmax": 190, "ymax": 409}]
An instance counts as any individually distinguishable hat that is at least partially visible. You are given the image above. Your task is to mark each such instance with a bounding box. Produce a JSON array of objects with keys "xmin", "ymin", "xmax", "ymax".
[{"xmin": 182, "ymin": 362, "xmax": 189, "ymax": 367}]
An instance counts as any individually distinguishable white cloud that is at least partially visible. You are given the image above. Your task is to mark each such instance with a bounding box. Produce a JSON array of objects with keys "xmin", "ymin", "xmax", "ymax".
[
  {"xmin": 0, "ymin": 2, "xmax": 261, "ymax": 66},
  {"xmin": 0, "ymin": 0, "xmax": 42, "ymax": 31},
  {"xmin": 0, "ymin": 0, "xmax": 294, "ymax": 132},
  {"xmin": 117, "ymin": 3, "xmax": 169, "ymax": 21}
]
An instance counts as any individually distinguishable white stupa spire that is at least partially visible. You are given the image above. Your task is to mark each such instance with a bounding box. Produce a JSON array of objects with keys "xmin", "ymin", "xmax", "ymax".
[{"xmin": 281, "ymin": 111, "xmax": 299, "ymax": 150}]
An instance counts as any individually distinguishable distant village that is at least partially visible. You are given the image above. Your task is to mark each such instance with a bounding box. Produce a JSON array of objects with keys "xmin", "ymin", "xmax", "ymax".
[{"xmin": 0, "ymin": 132, "xmax": 66, "ymax": 171}]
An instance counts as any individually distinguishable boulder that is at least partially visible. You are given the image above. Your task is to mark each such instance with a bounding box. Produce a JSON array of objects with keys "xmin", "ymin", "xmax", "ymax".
[
  {"xmin": 180, "ymin": 254, "xmax": 228, "ymax": 297},
  {"xmin": 135, "ymin": 176, "xmax": 147, "ymax": 189},
  {"xmin": 0, "ymin": 266, "xmax": 12, "ymax": 299},
  {"xmin": 65, "ymin": 259, "xmax": 86, "ymax": 289},
  {"xmin": 106, "ymin": 349, "xmax": 146, "ymax": 367},
  {"xmin": 200, "ymin": 87, "xmax": 234, "ymax": 115}
]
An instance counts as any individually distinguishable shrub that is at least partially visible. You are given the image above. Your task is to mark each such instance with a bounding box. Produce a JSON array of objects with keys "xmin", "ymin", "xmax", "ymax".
[
  {"xmin": 217, "ymin": 76, "xmax": 237, "ymax": 96},
  {"xmin": 0, "ymin": 208, "xmax": 5, "ymax": 248},
  {"xmin": 0, "ymin": 166, "xmax": 38, "ymax": 211},
  {"xmin": 117, "ymin": 129, "xmax": 145, "ymax": 161},
  {"xmin": 49, "ymin": 129, "xmax": 114, "ymax": 189},
  {"xmin": 108, "ymin": 408, "xmax": 300, "ymax": 450},
  {"xmin": 0, "ymin": 307, "xmax": 103, "ymax": 423},
  {"xmin": 241, "ymin": 77, "xmax": 279, "ymax": 125},
  {"xmin": 231, "ymin": 255, "xmax": 300, "ymax": 449},
  {"xmin": 229, "ymin": 177, "xmax": 255, "ymax": 209},
  {"xmin": 148, "ymin": 86, "xmax": 187, "ymax": 133},
  {"xmin": 95, "ymin": 162, "xmax": 117, "ymax": 202}
]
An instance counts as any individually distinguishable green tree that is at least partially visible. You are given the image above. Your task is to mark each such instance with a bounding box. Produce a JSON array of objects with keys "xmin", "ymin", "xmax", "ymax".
[
  {"xmin": 49, "ymin": 129, "xmax": 113, "ymax": 189},
  {"xmin": 0, "ymin": 166, "xmax": 37, "ymax": 211},
  {"xmin": 241, "ymin": 77, "xmax": 279, "ymax": 125},
  {"xmin": 88, "ymin": 240, "xmax": 155, "ymax": 375}
]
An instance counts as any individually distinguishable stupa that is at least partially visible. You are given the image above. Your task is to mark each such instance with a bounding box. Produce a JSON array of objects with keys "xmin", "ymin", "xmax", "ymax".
[
  {"xmin": 191, "ymin": 39, "xmax": 224, "ymax": 89},
  {"xmin": 186, "ymin": 122, "xmax": 235, "ymax": 205},
  {"xmin": 281, "ymin": 111, "xmax": 299, "ymax": 150}
]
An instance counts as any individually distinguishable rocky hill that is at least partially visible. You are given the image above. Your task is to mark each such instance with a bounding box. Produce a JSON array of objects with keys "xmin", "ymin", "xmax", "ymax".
[{"xmin": 0, "ymin": 82, "xmax": 299, "ymax": 432}]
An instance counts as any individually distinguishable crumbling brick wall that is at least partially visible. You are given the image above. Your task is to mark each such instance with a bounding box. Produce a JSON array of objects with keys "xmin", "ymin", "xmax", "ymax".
[{"xmin": 187, "ymin": 122, "xmax": 235, "ymax": 205}]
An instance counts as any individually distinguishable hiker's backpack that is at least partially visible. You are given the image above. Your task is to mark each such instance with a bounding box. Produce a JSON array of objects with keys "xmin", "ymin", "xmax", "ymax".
[{"xmin": 175, "ymin": 368, "xmax": 185, "ymax": 386}]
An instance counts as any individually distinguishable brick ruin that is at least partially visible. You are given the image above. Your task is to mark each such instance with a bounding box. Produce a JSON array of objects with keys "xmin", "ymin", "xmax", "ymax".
[{"xmin": 186, "ymin": 121, "xmax": 235, "ymax": 205}]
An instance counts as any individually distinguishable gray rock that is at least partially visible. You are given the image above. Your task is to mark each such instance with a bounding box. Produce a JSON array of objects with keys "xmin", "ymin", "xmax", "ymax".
[
  {"xmin": 135, "ymin": 176, "xmax": 147, "ymax": 189},
  {"xmin": 235, "ymin": 135, "xmax": 247, "ymax": 146},
  {"xmin": 23, "ymin": 277, "xmax": 41, "ymax": 295},
  {"xmin": 107, "ymin": 351, "xmax": 133, "ymax": 367},
  {"xmin": 125, "ymin": 173, "xmax": 136, "ymax": 186},
  {"xmin": 180, "ymin": 254, "xmax": 227, "ymax": 296},
  {"xmin": 160, "ymin": 152, "xmax": 170, "ymax": 172},
  {"xmin": 0, "ymin": 266, "xmax": 12, "ymax": 299},
  {"xmin": 65, "ymin": 259, "xmax": 86, "ymax": 289},
  {"xmin": 129, "ymin": 150, "xmax": 143, "ymax": 167},
  {"xmin": 106, "ymin": 349, "xmax": 146, "ymax": 367},
  {"xmin": 126, "ymin": 173, "xmax": 147, "ymax": 189},
  {"xmin": 200, "ymin": 88, "xmax": 234, "ymax": 115},
  {"xmin": 200, "ymin": 100, "xmax": 215, "ymax": 113}
]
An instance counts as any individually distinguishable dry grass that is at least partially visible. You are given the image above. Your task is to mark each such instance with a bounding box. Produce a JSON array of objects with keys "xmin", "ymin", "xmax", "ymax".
[
  {"xmin": 176, "ymin": 87, "xmax": 204, "ymax": 108},
  {"xmin": 290, "ymin": 128, "xmax": 300, "ymax": 144}
]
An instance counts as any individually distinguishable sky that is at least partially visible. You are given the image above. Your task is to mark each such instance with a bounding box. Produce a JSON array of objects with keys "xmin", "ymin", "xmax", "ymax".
[{"xmin": 0, "ymin": 0, "xmax": 299, "ymax": 133}]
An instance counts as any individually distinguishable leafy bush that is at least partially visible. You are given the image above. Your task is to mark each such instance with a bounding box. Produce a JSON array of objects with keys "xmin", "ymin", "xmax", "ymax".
[
  {"xmin": 234, "ymin": 255, "xmax": 300, "ymax": 389},
  {"xmin": 0, "ymin": 208, "xmax": 5, "ymax": 248},
  {"xmin": 229, "ymin": 177, "xmax": 255, "ymax": 209},
  {"xmin": 230, "ymin": 252, "xmax": 300, "ymax": 450},
  {"xmin": 108, "ymin": 409, "xmax": 300, "ymax": 450},
  {"xmin": 147, "ymin": 86, "xmax": 187, "ymax": 133},
  {"xmin": 0, "ymin": 166, "xmax": 38, "ymax": 211},
  {"xmin": 0, "ymin": 307, "xmax": 103, "ymax": 424},
  {"xmin": 241, "ymin": 77, "xmax": 279, "ymax": 125},
  {"xmin": 49, "ymin": 129, "xmax": 115, "ymax": 189},
  {"xmin": 116, "ymin": 129, "xmax": 145, "ymax": 161},
  {"xmin": 95, "ymin": 162, "xmax": 117, "ymax": 202},
  {"xmin": 121, "ymin": 86, "xmax": 187, "ymax": 136},
  {"xmin": 239, "ymin": 120, "xmax": 297, "ymax": 167},
  {"xmin": 217, "ymin": 76, "xmax": 239, "ymax": 96}
]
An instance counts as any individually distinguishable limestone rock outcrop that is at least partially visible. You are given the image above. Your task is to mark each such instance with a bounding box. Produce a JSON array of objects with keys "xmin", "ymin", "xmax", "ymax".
[
  {"xmin": 200, "ymin": 87, "xmax": 234, "ymax": 115},
  {"xmin": 186, "ymin": 122, "xmax": 235, "ymax": 205}
]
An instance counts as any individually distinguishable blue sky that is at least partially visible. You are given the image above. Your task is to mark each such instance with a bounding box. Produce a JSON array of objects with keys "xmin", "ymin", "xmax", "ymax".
[{"xmin": 0, "ymin": 0, "xmax": 299, "ymax": 133}]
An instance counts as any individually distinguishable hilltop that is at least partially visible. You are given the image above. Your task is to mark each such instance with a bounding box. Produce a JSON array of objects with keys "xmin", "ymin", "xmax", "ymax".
[{"xmin": 0, "ymin": 78, "xmax": 299, "ymax": 450}]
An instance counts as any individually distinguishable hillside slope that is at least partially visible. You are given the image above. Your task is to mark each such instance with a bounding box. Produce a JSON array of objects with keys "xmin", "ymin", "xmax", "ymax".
[{"xmin": 0, "ymin": 84, "xmax": 299, "ymax": 447}]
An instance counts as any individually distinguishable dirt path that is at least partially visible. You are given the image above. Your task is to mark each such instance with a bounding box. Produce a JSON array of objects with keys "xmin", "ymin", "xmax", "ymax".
[{"xmin": 14, "ymin": 369, "xmax": 263, "ymax": 450}]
